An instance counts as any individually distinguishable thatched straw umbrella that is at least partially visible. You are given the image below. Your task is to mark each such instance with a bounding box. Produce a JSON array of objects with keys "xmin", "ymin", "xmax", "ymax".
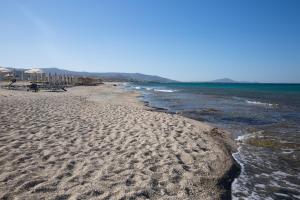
[
  {"xmin": 0, "ymin": 67, "xmax": 12, "ymax": 81},
  {"xmin": 0, "ymin": 67, "xmax": 11, "ymax": 74},
  {"xmin": 24, "ymin": 68, "xmax": 44, "ymax": 82}
]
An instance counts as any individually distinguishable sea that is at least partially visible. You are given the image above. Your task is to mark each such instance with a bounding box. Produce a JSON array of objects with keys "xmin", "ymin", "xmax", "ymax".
[{"xmin": 124, "ymin": 82, "xmax": 300, "ymax": 200}]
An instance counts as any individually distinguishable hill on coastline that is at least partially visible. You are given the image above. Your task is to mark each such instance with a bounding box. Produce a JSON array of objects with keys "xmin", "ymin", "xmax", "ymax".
[
  {"xmin": 13, "ymin": 67, "xmax": 177, "ymax": 83},
  {"xmin": 43, "ymin": 68, "xmax": 177, "ymax": 83}
]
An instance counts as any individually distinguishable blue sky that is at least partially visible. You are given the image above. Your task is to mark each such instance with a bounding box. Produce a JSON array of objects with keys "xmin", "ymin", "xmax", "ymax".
[{"xmin": 0, "ymin": 0, "xmax": 299, "ymax": 82}]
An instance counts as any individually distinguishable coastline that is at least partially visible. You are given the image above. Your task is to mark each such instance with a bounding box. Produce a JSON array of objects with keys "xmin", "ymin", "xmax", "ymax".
[
  {"xmin": 0, "ymin": 83, "xmax": 239, "ymax": 199},
  {"xmin": 141, "ymin": 98, "xmax": 241, "ymax": 200},
  {"xmin": 129, "ymin": 82, "xmax": 300, "ymax": 199}
]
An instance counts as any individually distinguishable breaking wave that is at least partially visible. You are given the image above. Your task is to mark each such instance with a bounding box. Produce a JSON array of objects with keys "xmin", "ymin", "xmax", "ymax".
[{"xmin": 154, "ymin": 89, "xmax": 177, "ymax": 93}]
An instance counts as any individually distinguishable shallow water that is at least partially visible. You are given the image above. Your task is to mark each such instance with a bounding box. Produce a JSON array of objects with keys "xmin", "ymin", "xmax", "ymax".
[{"xmin": 125, "ymin": 82, "xmax": 300, "ymax": 199}]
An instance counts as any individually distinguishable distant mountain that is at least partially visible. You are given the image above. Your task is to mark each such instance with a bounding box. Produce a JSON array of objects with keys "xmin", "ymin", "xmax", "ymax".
[
  {"xmin": 32, "ymin": 68, "xmax": 177, "ymax": 83},
  {"xmin": 211, "ymin": 78, "xmax": 257, "ymax": 83},
  {"xmin": 211, "ymin": 78, "xmax": 237, "ymax": 83}
]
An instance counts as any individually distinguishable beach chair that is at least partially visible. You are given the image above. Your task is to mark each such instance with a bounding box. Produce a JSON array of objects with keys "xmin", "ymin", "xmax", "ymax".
[{"xmin": 27, "ymin": 83, "xmax": 39, "ymax": 92}]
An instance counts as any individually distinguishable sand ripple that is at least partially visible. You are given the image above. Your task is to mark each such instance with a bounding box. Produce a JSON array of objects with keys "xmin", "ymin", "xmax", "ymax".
[{"xmin": 0, "ymin": 85, "xmax": 235, "ymax": 199}]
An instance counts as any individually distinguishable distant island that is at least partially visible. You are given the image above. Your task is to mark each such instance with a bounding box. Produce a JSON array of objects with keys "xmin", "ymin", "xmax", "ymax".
[
  {"xmin": 211, "ymin": 78, "xmax": 257, "ymax": 83},
  {"xmin": 211, "ymin": 78, "xmax": 237, "ymax": 83}
]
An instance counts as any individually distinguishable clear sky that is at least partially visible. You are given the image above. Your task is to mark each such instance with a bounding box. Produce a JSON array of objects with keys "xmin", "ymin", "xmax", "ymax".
[{"xmin": 0, "ymin": 0, "xmax": 299, "ymax": 82}]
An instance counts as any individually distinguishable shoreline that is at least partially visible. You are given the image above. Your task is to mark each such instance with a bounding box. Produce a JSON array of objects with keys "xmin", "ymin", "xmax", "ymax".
[
  {"xmin": 140, "ymin": 98, "xmax": 241, "ymax": 200},
  {"xmin": 0, "ymin": 83, "xmax": 240, "ymax": 199}
]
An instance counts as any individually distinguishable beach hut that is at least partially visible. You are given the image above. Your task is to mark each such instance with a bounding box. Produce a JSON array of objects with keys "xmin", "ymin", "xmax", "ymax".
[{"xmin": 24, "ymin": 68, "xmax": 44, "ymax": 82}]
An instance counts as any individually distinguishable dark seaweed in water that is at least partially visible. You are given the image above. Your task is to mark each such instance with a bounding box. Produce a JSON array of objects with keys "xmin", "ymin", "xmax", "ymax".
[{"xmin": 127, "ymin": 82, "xmax": 300, "ymax": 199}]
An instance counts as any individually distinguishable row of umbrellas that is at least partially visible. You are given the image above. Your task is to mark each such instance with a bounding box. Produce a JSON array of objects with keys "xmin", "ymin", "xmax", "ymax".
[
  {"xmin": 0, "ymin": 67, "xmax": 45, "ymax": 82},
  {"xmin": 0, "ymin": 67, "xmax": 44, "ymax": 75}
]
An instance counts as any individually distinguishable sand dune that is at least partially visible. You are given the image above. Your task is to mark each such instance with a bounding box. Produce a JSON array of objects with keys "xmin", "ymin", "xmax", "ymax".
[{"xmin": 0, "ymin": 83, "xmax": 236, "ymax": 200}]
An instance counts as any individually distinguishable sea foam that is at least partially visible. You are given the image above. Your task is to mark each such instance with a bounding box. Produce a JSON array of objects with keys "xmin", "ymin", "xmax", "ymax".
[
  {"xmin": 245, "ymin": 100, "xmax": 275, "ymax": 107},
  {"xmin": 154, "ymin": 89, "xmax": 177, "ymax": 93}
]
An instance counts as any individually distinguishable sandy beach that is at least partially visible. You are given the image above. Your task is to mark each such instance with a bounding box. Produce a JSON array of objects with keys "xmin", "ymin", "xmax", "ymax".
[{"xmin": 0, "ymin": 83, "xmax": 236, "ymax": 200}]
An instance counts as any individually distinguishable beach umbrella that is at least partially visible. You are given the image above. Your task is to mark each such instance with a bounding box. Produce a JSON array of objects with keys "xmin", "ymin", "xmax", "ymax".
[
  {"xmin": 25, "ymin": 68, "xmax": 44, "ymax": 82},
  {"xmin": 24, "ymin": 68, "xmax": 44, "ymax": 74},
  {"xmin": 0, "ymin": 67, "xmax": 11, "ymax": 73},
  {"xmin": 0, "ymin": 67, "xmax": 12, "ymax": 81}
]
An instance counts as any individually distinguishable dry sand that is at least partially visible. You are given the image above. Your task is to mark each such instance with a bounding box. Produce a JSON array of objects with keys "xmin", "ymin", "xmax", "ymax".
[{"xmin": 0, "ymin": 83, "xmax": 236, "ymax": 200}]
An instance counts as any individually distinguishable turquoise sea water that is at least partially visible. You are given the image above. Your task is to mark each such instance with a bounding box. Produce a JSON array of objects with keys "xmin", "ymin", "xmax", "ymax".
[{"xmin": 126, "ymin": 82, "xmax": 300, "ymax": 200}]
